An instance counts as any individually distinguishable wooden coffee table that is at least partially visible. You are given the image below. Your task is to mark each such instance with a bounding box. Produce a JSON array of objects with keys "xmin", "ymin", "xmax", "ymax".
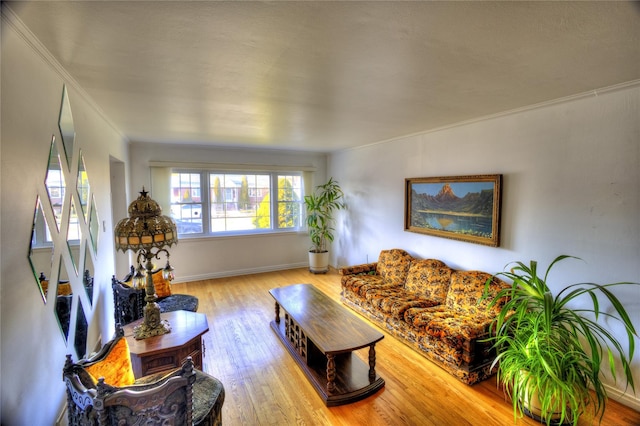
[
  {"xmin": 269, "ymin": 283, "xmax": 385, "ymax": 406},
  {"xmin": 123, "ymin": 310, "xmax": 209, "ymax": 378}
]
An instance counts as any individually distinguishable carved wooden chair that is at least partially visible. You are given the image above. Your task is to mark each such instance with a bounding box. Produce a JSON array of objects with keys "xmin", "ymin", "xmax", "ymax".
[
  {"xmin": 112, "ymin": 266, "xmax": 199, "ymax": 325},
  {"xmin": 63, "ymin": 324, "xmax": 225, "ymax": 426}
]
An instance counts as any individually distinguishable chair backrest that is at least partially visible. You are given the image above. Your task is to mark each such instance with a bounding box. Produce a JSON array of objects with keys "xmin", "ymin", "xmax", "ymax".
[
  {"xmin": 63, "ymin": 326, "xmax": 197, "ymax": 426},
  {"xmin": 111, "ymin": 274, "xmax": 145, "ymax": 325},
  {"xmin": 112, "ymin": 264, "xmax": 177, "ymax": 325},
  {"xmin": 93, "ymin": 362, "xmax": 195, "ymax": 426}
]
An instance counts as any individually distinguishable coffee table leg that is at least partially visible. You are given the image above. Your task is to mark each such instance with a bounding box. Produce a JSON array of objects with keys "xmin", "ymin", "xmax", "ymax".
[
  {"xmin": 326, "ymin": 354, "xmax": 336, "ymax": 393},
  {"xmin": 369, "ymin": 344, "xmax": 377, "ymax": 380},
  {"xmin": 274, "ymin": 302, "xmax": 280, "ymax": 323}
]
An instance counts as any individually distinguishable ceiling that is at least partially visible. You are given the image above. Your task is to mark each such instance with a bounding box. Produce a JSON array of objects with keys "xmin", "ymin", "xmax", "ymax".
[{"xmin": 5, "ymin": 1, "xmax": 640, "ymax": 152}]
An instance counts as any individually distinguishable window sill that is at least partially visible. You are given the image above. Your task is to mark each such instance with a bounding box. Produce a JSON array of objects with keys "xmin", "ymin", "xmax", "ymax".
[{"xmin": 175, "ymin": 230, "xmax": 307, "ymax": 242}]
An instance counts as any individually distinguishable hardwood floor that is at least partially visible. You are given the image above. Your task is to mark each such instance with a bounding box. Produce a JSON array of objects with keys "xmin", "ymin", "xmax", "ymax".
[{"xmin": 174, "ymin": 268, "xmax": 640, "ymax": 426}]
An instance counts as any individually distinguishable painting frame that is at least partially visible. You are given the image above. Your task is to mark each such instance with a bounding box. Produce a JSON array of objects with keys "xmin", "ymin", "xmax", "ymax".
[{"xmin": 404, "ymin": 174, "xmax": 502, "ymax": 247}]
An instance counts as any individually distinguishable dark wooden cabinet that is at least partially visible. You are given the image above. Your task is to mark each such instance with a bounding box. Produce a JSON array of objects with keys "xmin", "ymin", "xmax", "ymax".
[{"xmin": 123, "ymin": 310, "xmax": 209, "ymax": 378}]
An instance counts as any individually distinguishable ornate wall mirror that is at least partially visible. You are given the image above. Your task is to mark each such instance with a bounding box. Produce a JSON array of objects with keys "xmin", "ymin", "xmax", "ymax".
[
  {"xmin": 59, "ymin": 85, "xmax": 75, "ymax": 170},
  {"xmin": 83, "ymin": 244, "xmax": 94, "ymax": 304},
  {"xmin": 28, "ymin": 196, "xmax": 54, "ymax": 303},
  {"xmin": 67, "ymin": 199, "xmax": 81, "ymax": 275},
  {"xmin": 45, "ymin": 136, "xmax": 65, "ymax": 232},
  {"xmin": 74, "ymin": 302, "xmax": 88, "ymax": 358},
  {"xmin": 89, "ymin": 196, "xmax": 99, "ymax": 254},
  {"xmin": 77, "ymin": 153, "xmax": 90, "ymax": 222},
  {"xmin": 55, "ymin": 260, "xmax": 73, "ymax": 343},
  {"xmin": 31, "ymin": 84, "xmax": 93, "ymax": 358}
]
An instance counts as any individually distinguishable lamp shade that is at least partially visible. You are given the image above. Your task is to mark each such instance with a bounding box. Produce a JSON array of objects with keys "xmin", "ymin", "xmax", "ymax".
[{"xmin": 114, "ymin": 188, "xmax": 178, "ymax": 252}]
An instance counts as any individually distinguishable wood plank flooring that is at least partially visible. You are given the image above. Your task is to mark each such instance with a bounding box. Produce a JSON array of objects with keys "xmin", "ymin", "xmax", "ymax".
[{"xmin": 174, "ymin": 268, "xmax": 640, "ymax": 426}]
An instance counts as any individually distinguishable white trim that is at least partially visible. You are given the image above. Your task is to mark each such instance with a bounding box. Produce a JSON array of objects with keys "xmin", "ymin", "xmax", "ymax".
[
  {"xmin": 339, "ymin": 79, "xmax": 640, "ymax": 153},
  {"xmin": 2, "ymin": 4, "xmax": 126, "ymax": 142},
  {"xmin": 604, "ymin": 382, "xmax": 640, "ymax": 412},
  {"xmin": 173, "ymin": 263, "xmax": 309, "ymax": 283},
  {"xmin": 55, "ymin": 405, "xmax": 67, "ymax": 426},
  {"xmin": 149, "ymin": 161, "xmax": 317, "ymax": 172}
]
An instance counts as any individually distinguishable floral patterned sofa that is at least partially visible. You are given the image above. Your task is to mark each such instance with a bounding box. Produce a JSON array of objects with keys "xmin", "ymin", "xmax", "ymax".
[{"xmin": 340, "ymin": 248, "xmax": 509, "ymax": 385}]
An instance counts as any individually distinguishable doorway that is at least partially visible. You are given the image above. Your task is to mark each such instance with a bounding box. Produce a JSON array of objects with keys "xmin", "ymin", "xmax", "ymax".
[{"xmin": 109, "ymin": 156, "xmax": 128, "ymax": 279}]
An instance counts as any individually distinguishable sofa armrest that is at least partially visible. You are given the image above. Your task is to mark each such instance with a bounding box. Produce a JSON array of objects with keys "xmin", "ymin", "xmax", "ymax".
[{"xmin": 339, "ymin": 262, "xmax": 378, "ymax": 276}]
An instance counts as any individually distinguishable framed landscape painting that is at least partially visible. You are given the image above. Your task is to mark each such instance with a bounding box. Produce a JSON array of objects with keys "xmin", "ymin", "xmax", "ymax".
[{"xmin": 404, "ymin": 174, "xmax": 502, "ymax": 247}]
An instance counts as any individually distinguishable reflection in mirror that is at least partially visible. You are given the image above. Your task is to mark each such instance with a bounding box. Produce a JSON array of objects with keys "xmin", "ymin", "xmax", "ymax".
[
  {"xmin": 74, "ymin": 302, "xmax": 88, "ymax": 358},
  {"xmin": 89, "ymin": 196, "xmax": 99, "ymax": 254},
  {"xmin": 28, "ymin": 197, "xmax": 54, "ymax": 303},
  {"xmin": 77, "ymin": 153, "xmax": 89, "ymax": 222},
  {"xmin": 46, "ymin": 136, "xmax": 65, "ymax": 232},
  {"xmin": 83, "ymin": 245, "xmax": 94, "ymax": 304},
  {"xmin": 67, "ymin": 199, "xmax": 81, "ymax": 275},
  {"xmin": 55, "ymin": 260, "xmax": 73, "ymax": 343},
  {"xmin": 59, "ymin": 85, "xmax": 75, "ymax": 170}
]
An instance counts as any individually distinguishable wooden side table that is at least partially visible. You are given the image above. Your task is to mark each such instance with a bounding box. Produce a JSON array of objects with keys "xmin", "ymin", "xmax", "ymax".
[{"xmin": 123, "ymin": 310, "xmax": 209, "ymax": 378}]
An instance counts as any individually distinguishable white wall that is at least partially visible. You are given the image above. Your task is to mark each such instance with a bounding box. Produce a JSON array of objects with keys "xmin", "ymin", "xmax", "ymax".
[
  {"xmin": 1, "ymin": 13, "xmax": 128, "ymax": 424},
  {"xmin": 329, "ymin": 84, "xmax": 640, "ymax": 408},
  {"xmin": 126, "ymin": 142, "xmax": 328, "ymax": 281}
]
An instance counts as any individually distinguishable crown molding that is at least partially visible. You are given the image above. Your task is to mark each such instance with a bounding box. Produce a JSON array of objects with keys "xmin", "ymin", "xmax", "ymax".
[
  {"xmin": 343, "ymin": 79, "xmax": 640, "ymax": 153},
  {"xmin": 2, "ymin": 4, "xmax": 127, "ymax": 141}
]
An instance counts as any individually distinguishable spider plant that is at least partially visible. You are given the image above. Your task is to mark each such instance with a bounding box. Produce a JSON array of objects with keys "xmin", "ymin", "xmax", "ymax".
[{"xmin": 483, "ymin": 255, "xmax": 638, "ymax": 426}]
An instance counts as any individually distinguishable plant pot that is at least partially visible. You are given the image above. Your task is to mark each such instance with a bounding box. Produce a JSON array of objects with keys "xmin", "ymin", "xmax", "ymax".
[
  {"xmin": 308, "ymin": 251, "xmax": 329, "ymax": 274},
  {"xmin": 520, "ymin": 371, "xmax": 572, "ymax": 425}
]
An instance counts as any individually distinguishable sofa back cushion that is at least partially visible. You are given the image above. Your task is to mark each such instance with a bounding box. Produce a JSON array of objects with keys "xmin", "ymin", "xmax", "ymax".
[
  {"xmin": 405, "ymin": 259, "xmax": 452, "ymax": 303},
  {"xmin": 376, "ymin": 249, "xmax": 414, "ymax": 285},
  {"xmin": 445, "ymin": 270, "xmax": 506, "ymax": 315}
]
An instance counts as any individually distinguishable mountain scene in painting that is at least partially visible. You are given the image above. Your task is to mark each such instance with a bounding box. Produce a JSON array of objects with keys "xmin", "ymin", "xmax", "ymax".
[
  {"xmin": 412, "ymin": 183, "xmax": 494, "ymax": 216},
  {"xmin": 410, "ymin": 183, "xmax": 494, "ymax": 238}
]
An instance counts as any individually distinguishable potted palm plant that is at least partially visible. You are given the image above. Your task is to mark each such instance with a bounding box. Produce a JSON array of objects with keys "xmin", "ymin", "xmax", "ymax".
[
  {"xmin": 304, "ymin": 177, "xmax": 344, "ymax": 274},
  {"xmin": 483, "ymin": 255, "xmax": 638, "ymax": 426}
]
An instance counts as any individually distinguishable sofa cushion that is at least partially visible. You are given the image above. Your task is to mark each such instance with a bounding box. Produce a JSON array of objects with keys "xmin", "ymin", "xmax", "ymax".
[
  {"xmin": 426, "ymin": 312, "xmax": 496, "ymax": 341},
  {"xmin": 405, "ymin": 259, "xmax": 452, "ymax": 304},
  {"xmin": 376, "ymin": 249, "xmax": 414, "ymax": 286},
  {"xmin": 343, "ymin": 274, "xmax": 404, "ymax": 297},
  {"xmin": 365, "ymin": 288, "xmax": 439, "ymax": 319},
  {"xmin": 404, "ymin": 306, "xmax": 496, "ymax": 366},
  {"xmin": 445, "ymin": 270, "xmax": 505, "ymax": 315},
  {"xmin": 342, "ymin": 274, "xmax": 385, "ymax": 297},
  {"xmin": 404, "ymin": 305, "xmax": 447, "ymax": 328}
]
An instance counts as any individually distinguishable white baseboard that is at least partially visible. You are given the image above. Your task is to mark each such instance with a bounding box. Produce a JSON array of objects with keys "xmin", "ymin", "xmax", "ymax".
[
  {"xmin": 174, "ymin": 262, "xmax": 309, "ymax": 283},
  {"xmin": 604, "ymin": 383, "xmax": 640, "ymax": 412},
  {"xmin": 56, "ymin": 404, "xmax": 67, "ymax": 426}
]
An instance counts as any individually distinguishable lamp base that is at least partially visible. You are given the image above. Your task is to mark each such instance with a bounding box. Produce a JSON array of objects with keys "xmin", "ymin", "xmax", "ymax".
[{"xmin": 133, "ymin": 319, "xmax": 172, "ymax": 340}]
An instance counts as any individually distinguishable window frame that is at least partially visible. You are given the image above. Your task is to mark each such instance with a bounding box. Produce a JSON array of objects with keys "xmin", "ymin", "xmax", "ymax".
[{"xmin": 170, "ymin": 169, "xmax": 305, "ymax": 238}]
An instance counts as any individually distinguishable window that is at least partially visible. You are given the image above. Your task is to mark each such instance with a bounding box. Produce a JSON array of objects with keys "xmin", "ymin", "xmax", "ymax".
[
  {"xmin": 170, "ymin": 172, "xmax": 203, "ymax": 234},
  {"xmin": 170, "ymin": 171, "xmax": 304, "ymax": 236}
]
